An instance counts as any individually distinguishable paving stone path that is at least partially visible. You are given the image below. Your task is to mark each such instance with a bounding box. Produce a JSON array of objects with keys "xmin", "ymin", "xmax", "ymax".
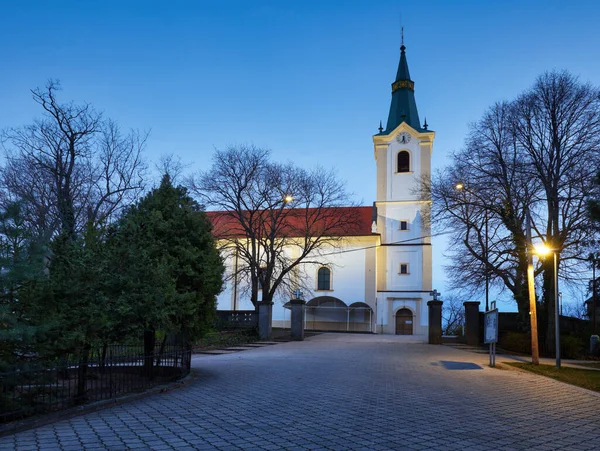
[{"xmin": 2, "ymin": 333, "xmax": 599, "ymax": 450}]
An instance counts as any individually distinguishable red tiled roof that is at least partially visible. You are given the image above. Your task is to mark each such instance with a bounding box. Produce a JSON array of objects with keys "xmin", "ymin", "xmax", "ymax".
[{"xmin": 206, "ymin": 206, "xmax": 375, "ymax": 239}]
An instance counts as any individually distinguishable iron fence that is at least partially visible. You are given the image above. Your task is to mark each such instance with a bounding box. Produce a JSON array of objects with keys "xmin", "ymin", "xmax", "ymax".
[{"xmin": 0, "ymin": 344, "xmax": 191, "ymax": 423}]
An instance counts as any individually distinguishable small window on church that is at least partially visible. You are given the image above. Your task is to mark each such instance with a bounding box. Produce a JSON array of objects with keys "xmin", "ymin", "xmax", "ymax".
[
  {"xmin": 399, "ymin": 264, "xmax": 409, "ymax": 275},
  {"xmin": 397, "ymin": 151, "xmax": 410, "ymax": 173},
  {"xmin": 317, "ymin": 267, "xmax": 332, "ymax": 291},
  {"xmin": 400, "ymin": 221, "xmax": 408, "ymax": 231}
]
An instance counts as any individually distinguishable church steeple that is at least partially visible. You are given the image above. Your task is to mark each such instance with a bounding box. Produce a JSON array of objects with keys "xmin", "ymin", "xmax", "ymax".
[{"xmin": 384, "ymin": 40, "xmax": 421, "ymax": 133}]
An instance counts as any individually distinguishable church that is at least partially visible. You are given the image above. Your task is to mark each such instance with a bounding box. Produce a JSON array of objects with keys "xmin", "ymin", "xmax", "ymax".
[{"xmin": 214, "ymin": 41, "xmax": 435, "ymax": 336}]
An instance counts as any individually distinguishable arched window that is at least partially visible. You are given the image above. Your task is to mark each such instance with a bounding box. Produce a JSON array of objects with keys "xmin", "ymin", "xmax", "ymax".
[
  {"xmin": 317, "ymin": 267, "xmax": 331, "ymax": 291},
  {"xmin": 397, "ymin": 151, "xmax": 410, "ymax": 173}
]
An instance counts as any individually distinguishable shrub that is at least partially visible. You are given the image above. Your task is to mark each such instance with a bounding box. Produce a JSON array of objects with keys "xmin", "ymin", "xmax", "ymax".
[
  {"xmin": 499, "ymin": 331, "xmax": 531, "ymax": 354},
  {"xmin": 561, "ymin": 335, "xmax": 586, "ymax": 359}
]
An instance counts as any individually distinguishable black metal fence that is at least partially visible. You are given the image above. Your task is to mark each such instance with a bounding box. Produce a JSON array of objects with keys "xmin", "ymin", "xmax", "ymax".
[{"xmin": 0, "ymin": 344, "xmax": 191, "ymax": 423}]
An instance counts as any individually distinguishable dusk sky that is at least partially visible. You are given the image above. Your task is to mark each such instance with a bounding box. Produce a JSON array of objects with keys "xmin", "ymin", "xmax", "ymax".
[{"xmin": 2, "ymin": 0, "xmax": 600, "ymax": 309}]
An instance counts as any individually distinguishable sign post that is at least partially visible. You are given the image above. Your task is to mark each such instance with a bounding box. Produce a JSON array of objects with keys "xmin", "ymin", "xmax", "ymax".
[{"xmin": 484, "ymin": 301, "xmax": 499, "ymax": 367}]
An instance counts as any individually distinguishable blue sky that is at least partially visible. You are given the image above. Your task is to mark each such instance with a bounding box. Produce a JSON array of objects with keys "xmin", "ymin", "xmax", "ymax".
[{"xmin": 2, "ymin": 0, "xmax": 600, "ymax": 308}]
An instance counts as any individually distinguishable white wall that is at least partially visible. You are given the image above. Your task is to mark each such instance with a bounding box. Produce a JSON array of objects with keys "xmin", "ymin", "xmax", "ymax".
[{"xmin": 215, "ymin": 236, "xmax": 379, "ymax": 326}]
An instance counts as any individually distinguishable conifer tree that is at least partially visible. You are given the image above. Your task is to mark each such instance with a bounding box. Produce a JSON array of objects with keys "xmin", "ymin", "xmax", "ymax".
[
  {"xmin": 111, "ymin": 174, "xmax": 224, "ymax": 360},
  {"xmin": 0, "ymin": 203, "xmax": 48, "ymax": 369}
]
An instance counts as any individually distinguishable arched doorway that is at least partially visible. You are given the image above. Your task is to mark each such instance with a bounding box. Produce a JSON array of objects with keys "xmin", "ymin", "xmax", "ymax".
[{"xmin": 395, "ymin": 308, "xmax": 413, "ymax": 335}]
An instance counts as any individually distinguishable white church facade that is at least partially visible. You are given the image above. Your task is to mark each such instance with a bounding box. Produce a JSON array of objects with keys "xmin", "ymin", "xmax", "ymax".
[{"xmin": 213, "ymin": 42, "xmax": 434, "ymax": 336}]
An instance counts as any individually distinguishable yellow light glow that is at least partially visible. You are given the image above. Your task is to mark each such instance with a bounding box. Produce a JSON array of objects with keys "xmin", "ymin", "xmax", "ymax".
[
  {"xmin": 284, "ymin": 195, "xmax": 294, "ymax": 203},
  {"xmin": 533, "ymin": 244, "xmax": 552, "ymax": 256},
  {"xmin": 455, "ymin": 183, "xmax": 464, "ymax": 191}
]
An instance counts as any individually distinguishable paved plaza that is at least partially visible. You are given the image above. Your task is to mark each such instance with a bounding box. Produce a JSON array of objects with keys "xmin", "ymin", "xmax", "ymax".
[{"xmin": 1, "ymin": 333, "xmax": 599, "ymax": 450}]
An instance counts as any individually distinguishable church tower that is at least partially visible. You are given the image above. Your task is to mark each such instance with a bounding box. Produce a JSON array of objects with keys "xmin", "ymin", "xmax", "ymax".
[{"xmin": 373, "ymin": 40, "xmax": 434, "ymax": 335}]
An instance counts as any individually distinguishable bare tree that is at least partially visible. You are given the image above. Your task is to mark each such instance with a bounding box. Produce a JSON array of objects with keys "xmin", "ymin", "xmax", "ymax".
[
  {"xmin": 188, "ymin": 145, "xmax": 363, "ymax": 309},
  {"xmin": 1, "ymin": 81, "xmax": 147, "ymax": 239},
  {"xmin": 562, "ymin": 301, "xmax": 588, "ymax": 320},
  {"xmin": 442, "ymin": 295, "xmax": 466, "ymax": 336},
  {"xmin": 429, "ymin": 101, "xmax": 538, "ymax": 320},
  {"xmin": 155, "ymin": 153, "xmax": 190, "ymax": 185},
  {"xmin": 429, "ymin": 72, "xmax": 600, "ymax": 353},
  {"xmin": 513, "ymin": 71, "xmax": 600, "ymax": 351}
]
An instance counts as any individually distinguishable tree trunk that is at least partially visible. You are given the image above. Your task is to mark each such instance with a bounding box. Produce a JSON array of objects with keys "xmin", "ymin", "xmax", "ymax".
[
  {"xmin": 143, "ymin": 329, "xmax": 155, "ymax": 380},
  {"xmin": 155, "ymin": 334, "xmax": 168, "ymax": 368},
  {"xmin": 100, "ymin": 342, "xmax": 108, "ymax": 373},
  {"xmin": 543, "ymin": 261, "xmax": 555, "ymax": 355},
  {"xmin": 76, "ymin": 344, "xmax": 91, "ymax": 403}
]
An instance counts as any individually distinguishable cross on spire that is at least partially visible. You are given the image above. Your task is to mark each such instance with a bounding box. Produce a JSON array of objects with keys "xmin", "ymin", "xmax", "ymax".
[{"xmin": 401, "ymin": 26, "xmax": 404, "ymax": 46}]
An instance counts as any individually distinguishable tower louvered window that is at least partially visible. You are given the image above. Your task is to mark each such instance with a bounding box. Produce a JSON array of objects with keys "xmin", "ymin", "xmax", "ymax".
[{"xmin": 397, "ymin": 151, "xmax": 410, "ymax": 172}]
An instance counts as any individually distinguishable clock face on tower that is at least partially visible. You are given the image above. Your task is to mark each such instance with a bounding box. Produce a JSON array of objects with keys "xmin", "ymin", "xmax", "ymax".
[{"xmin": 396, "ymin": 132, "xmax": 412, "ymax": 144}]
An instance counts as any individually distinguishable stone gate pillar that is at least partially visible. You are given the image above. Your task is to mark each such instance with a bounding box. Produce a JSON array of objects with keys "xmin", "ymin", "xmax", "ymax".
[
  {"xmin": 427, "ymin": 300, "xmax": 443, "ymax": 344},
  {"xmin": 290, "ymin": 299, "xmax": 306, "ymax": 341},
  {"xmin": 463, "ymin": 301, "xmax": 481, "ymax": 346},
  {"xmin": 257, "ymin": 302, "xmax": 273, "ymax": 340}
]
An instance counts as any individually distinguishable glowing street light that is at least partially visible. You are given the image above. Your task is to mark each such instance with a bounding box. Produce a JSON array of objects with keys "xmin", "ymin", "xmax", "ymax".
[
  {"xmin": 533, "ymin": 242, "xmax": 561, "ymax": 369},
  {"xmin": 283, "ymin": 194, "xmax": 294, "ymax": 204},
  {"xmin": 533, "ymin": 243, "xmax": 552, "ymax": 257}
]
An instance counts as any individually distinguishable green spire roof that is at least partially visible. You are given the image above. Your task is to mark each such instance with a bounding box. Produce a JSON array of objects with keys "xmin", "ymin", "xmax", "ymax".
[{"xmin": 383, "ymin": 44, "xmax": 422, "ymax": 133}]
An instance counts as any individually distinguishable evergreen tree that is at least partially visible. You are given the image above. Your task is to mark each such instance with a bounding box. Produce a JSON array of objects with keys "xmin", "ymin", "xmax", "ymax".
[
  {"xmin": 46, "ymin": 227, "xmax": 115, "ymax": 357},
  {"xmin": 0, "ymin": 203, "xmax": 49, "ymax": 369},
  {"xmin": 111, "ymin": 175, "xmax": 224, "ymax": 349}
]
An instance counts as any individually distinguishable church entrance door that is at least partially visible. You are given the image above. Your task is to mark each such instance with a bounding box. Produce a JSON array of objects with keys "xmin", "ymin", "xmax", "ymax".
[{"xmin": 395, "ymin": 308, "xmax": 413, "ymax": 335}]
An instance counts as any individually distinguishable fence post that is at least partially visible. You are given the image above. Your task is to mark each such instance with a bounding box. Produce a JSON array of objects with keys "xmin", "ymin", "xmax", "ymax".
[
  {"xmin": 463, "ymin": 301, "xmax": 481, "ymax": 346},
  {"xmin": 427, "ymin": 300, "xmax": 443, "ymax": 344},
  {"xmin": 290, "ymin": 299, "xmax": 306, "ymax": 341},
  {"xmin": 257, "ymin": 302, "xmax": 273, "ymax": 340}
]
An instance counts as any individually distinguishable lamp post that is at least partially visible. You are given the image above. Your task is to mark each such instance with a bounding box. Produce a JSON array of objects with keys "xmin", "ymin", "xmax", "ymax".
[
  {"xmin": 484, "ymin": 209, "xmax": 489, "ymax": 312},
  {"xmin": 594, "ymin": 261, "xmax": 597, "ymax": 335},
  {"xmin": 534, "ymin": 244, "xmax": 560, "ymax": 369},
  {"xmin": 455, "ymin": 183, "xmax": 490, "ymax": 312},
  {"xmin": 526, "ymin": 213, "xmax": 539, "ymax": 365},
  {"xmin": 591, "ymin": 254, "xmax": 599, "ymax": 336},
  {"xmin": 590, "ymin": 254, "xmax": 599, "ymax": 353}
]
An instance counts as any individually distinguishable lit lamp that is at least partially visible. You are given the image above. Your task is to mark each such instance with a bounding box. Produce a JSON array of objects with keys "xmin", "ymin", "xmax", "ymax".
[
  {"xmin": 533, "ymin": 243, "xmax": 561, "ymax": 369},
  {"xmin": 284, "ymin": 194, "xmax": 294, "ymax": 204}
]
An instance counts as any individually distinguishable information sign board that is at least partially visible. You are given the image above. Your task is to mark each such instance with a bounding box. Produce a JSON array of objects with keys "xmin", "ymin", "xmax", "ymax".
[{"xmin": 484, "ymin": 309, "xmax": 499, "ymax": 344}]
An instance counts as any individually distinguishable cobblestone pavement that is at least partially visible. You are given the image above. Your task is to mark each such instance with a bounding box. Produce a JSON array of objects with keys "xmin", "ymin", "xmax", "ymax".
[{"xmin": 2, "ymin": 333, "xmax": 600, "ymax": 450}]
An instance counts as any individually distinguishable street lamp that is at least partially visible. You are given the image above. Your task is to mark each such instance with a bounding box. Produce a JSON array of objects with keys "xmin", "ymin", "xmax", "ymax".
[
  {"xmin": 590, "ymin": 254, "xmax": 599, "ymax": 336},
  {"xmin": 455, "ymin": 183, "xmax": 490, "ymax": 312},
  {"xmin": 590, "ymin": 254, "xmax": 599, "ymax": 353},
  {"xmin": 534, "ymin": 243, "xmax": 561, "ymax": 369},
  {"xmin": 524, "ymin": 213, "xmax": 540, "ymax": 365}
]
